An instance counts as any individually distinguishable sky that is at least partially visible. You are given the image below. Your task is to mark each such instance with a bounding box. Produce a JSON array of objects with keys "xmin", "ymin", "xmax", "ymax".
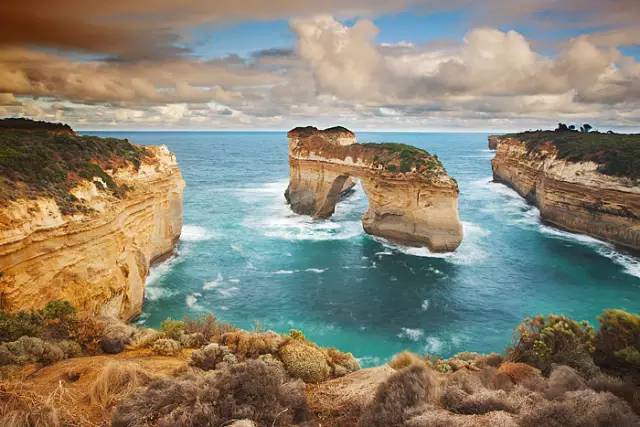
[{"xmin": 0, "ymin": 1, "xmax": 639, "ymax": 131}]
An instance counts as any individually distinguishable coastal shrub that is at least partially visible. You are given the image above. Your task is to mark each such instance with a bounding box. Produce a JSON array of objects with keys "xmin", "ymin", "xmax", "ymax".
[
  {"xmin": 278, "ymin": 339, "xmax": 331, "ymax": 383},
  {"xmin": 588, "ymin": 373, "xmax": 640, "ymax": 414},
  {"xmin": 183, "ymin": 313, "xmax": 236, "ymax": 342},
  {"xmin": 519, "ymin": 389, "xmax": 640, "ymax": 427},
  {"xmin": 221, "ymin": 330, "xmax": 282, "ymax": 360},
  {"xmin": 90, "ymin": 361, "xmax": 153, "ymax": 409},
  {"xmin": 545, "ymin": 366, "xmax": 587, "ymax": 399},
  {"xmin": 69, "ymin": 315, "xmax": 106, "ymax": 354},
  {"xmin": 497, "ymin": 362, "xmax": 542, "ymax": 385},
  {"xmin": 180, "ymin": 332, "xmax": 206, "ymax": 348},
  {"xmin": 152, "ymin": 338, "xmax": 181, "ymax": 356},
  {"xmin": 112, "ymin": 360, "xmax": 309, "ymax": 427},
  {"xmin": 452, "ymin": 389, "xmax": 516, "ymax": 415},
  {"xmin": 0, "ymin": 310, "xmax": 43, "ymax": 343},
  {"xmin": 159, "ymin": 319, "xmax": 185, "ymax": 341},
  {"xmin": 507, "ymin": 314, "xmax": 595, "ymax": 375},
  {"xmin": 189, "ymin": 343, "xmax": 236, "ymax": 371},
  {"xmin": 594, "ymin": 309, "xmax": 640, "ymax": 371},
  {"xmin": 56, "ymin": 340, "xmax": 82, "ymax": 359},
  {"xmin": 289, "ymin": 329, "xmax": 305, "ymax": 340},
  {"xmin": 0, "ymin": 126, "xmax": 147, "ymax": 212},
  {"xmin": 357, "ymin": 364, "xmax": 433, "ymax": 427},
  {"xmin": 389, "ymin": 351, "xmax": 425, "ymax": 370},
  {"xmin": 0, "ymin": 336, "xmax": 65, "ymax": 365},
  {"xmin": 325, "ymin": 347, "xmax": 360, "ymax": 377}
]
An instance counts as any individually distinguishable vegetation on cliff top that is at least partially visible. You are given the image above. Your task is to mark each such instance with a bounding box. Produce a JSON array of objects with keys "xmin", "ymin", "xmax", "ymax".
[
  {"xmin": 363, "ymin": 142, "xmax": 446, "ymax": 177},
  {"xmin": 506, "ymin": 129, "xmax": 640, "ymax": 180},
  {"xmin": 0, "ymin": 119, "xmax": 148, "ymax": 213}
]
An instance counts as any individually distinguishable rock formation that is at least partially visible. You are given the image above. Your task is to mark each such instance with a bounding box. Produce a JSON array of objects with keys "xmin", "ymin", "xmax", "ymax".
[
  {"xmin": 285, "ymin": 126, "xmax": 463, "ymax": 252},
  {"xmin": 0, "ymin": 125, "xmax": 184, "ymax": 319},
  {"xmin": 491, "ymin": 132, "xmax": 640, "ymax": 252},
  {"xmin": 487, "ymin": 135, "xmax": 501, "ymax": 150}
]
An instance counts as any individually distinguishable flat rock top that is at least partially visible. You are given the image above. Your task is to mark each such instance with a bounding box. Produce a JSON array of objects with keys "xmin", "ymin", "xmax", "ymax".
[{"xmin": 287, "ymin": 126, "xmax": 354, "ymax": 138}]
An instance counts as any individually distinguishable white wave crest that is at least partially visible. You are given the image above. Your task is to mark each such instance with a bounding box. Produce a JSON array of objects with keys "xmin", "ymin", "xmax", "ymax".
[
  {"xmin": 539, "ymin": 225, "xmax": 640, "ymax": 278},
  {"xmin": 375, "ymin": 221, "xmax": 489, "ymax": 266},
  {"xmin": 421, "ymin": 299, "xmax": 430, "ymax": 311},
  {"xmin": 181, "ymin": 224, "xmax": 216, "ymax": 242},
  {"xmin": 398, "ymin": 328, "xmax": 424, "ymax": 342},
  {"xmin": 305, "ymin": 268, "xmax": 327, "ymax": 273},
  {"xmin": 423, "ymin": 336, "xmax": 443, "ymax": 354},
  {"xmin": 241, "ymin": 180, "xmax": 366, "ymax": 241},
  {"xmin": 203, "ymin": 273, "xmax": 224, "ymax": 290}
]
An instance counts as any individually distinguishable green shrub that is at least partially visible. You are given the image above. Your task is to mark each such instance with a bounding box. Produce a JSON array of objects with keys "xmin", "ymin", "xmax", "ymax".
[
  {"xmin": 0, "ymin": 310, "xmax": 43, "ymax": 342},
  {"xmin": 288, "ymin": 329, "xmax": 305, "ymax": 340},
  {"xmin": 594, "ymin": 309, "xmax": 640, "ymax": 370},
  {"xmin": 507, "ymin": 314, "xmax": 595, "ymax": 374},
  {"xmin": 152, "ymin": 338, "xmax": 181, "ymax": 356},
  {"xmin": 159, "ymin": 319, "xmax": 185, "ymax": 341}
]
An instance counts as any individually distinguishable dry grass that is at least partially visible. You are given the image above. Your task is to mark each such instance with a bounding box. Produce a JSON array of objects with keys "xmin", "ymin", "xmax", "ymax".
[
  {"xmin": 0, "ymin": 382, "xmax": 98, "ymax": 427},
  {"xmin": 89, "ymin": 361, "xmax": 154, "ymax": 409}
]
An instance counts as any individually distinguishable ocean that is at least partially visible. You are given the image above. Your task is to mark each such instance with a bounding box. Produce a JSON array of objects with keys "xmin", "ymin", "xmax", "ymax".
[{"xmin": 85, "ymin": 131, "xmax": 640, "ymax": 366}]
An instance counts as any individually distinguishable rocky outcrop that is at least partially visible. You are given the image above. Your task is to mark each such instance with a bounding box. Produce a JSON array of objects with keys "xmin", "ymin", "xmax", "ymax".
[
  {"xmin": 491, "ymin": 135, "xmax": 640, "ymax": 252},
  {"xmin": 285, "ymin": 126, "xmax": 462, "ymax": 252},
  {"xmin": 0, "ymin": 145, "xmax": 184, "ymax": 320},
  {"xmin": 488, "ymin": 135, "xmax": 501, "ymax": 150}
]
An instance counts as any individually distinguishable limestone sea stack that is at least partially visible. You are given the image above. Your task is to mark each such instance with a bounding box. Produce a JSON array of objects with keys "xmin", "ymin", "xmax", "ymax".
[
  {"xmin": 491, "ymin": 130, "xmax": 640, "ymax": 252},
  {"xmin": 0, "ymin": 120, "xmax": 184, "ymax": 319},
  {"xmin": 285, "ymin": 126, "xmax": 463, "ymax": 252}
]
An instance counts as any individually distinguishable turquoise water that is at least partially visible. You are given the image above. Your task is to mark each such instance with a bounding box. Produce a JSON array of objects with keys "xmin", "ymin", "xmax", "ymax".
[{"xmin": 86, "ymin": 131, "xmax": 640, "ymax": 366}]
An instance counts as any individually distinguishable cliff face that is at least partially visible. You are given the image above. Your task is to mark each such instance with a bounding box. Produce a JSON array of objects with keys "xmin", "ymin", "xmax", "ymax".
[
  {"xmin": 491, "ymin": 135, "xmax": 640, "ymax": 252},
  {"xmin": 0, "ymin": 145, "xmax": 184, "ymax": 320},
  {"xmin": 286, "ymin": 127, "xmax": 463, "ymax": 252}
]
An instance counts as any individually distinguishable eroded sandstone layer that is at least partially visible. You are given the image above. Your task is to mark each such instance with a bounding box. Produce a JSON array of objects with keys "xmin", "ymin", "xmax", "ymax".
[
  {"xmin": 491, "ymin": 133, "xmax": 640, "ymax": 252},
  {"xmin": 0, "ymin": 132, "xmax": 184, "ymax": 320},
  {"xmin": 285, "ymin": 126, "xmax": 463, "ymax": 252}
]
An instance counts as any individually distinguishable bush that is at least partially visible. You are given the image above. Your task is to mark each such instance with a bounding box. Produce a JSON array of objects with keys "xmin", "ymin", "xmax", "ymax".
[
  {"xmin": 90, "ymin": 361, "xmax": 153, "ymax": 409},
  {"xmin": 112, "ymin": 360, "xmax": 309, "ymax": 427},
  {"xmin": 278, "ymin": 339, "xmax": 331, "ymax": 383},
  {"xmin": 189, "ymin": 343, "xmax": 237, "ymax": 371},
  {"xmin": 152, "ymin": 339, "xmax": 181, "ymax": 356},
  {"xmin": 183, "ymin": 313, "xmax": 236, "ymax": 342},
  {"xmin": 497, "ymin": 362, "xmax": 542, "ymax": 385},
  {"xmin": 588, "ymin": 373, "xmax": 640, "ymax": 415},
  {"xmin": 545, "ymin": 365, "xmax": 587, "ymax": 399},
  {"xmin": 325, "ymin": 347, "xmax": 360, "ymax": 377},
  {"xmin": 519, "ymin": 389, "xmax": 640, "ymax": 427},
  {"xmin": 358, "ymin": 364, "xmax": 433, "ymax": 427},
  {"xmin": 451, "ymin": 389, "xmax": 516, "ymax": 415},
  {"xmin": 507, "ymin": 314, "xmax": 595, "ymax": 374},
  {"xmin": 221, "ymin": 330, "xmax": 283, "ymax": 360},
  {"xmin": 159, "ymin": 319, "xmax": 185, "ymax": 341},
  {"xmin": 0, "ymin": 310, "xmax": 43, "ymax": 343},
  {"xmin": 0, "ymin": 336, "xmax": 65, "ymax": 365},
  {"xmin": 69, "ymin": 315, "xmax": 106, "ymax": 354},
  {"xmin": 594, "ymin": 309, "xmax": 640, "ymax": 371},
  {"xmin": 179, "ymin": 332, "xmax": 206, "ymax": 348},
  {"xmin": 388, "ymin": 351, "xmax": 425, "ymax": 370}
]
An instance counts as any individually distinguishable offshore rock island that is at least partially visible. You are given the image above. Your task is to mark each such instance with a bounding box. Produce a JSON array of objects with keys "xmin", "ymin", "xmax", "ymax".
[
  {"xmin": 0, "ymin": 119, "xmax": 184, "ymax": 320},
  {"xmin": 285, "ymin": 126, "xmax": 463, "ymax": 252},
  {"xmin": 490, "ymin": 129, "xmax": 640, "ymax": 252}
]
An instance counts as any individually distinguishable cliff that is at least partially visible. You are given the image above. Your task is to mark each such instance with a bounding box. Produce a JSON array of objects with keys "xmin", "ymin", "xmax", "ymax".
[
  {"xmin": 285, "ymin": 126, "xmax": 463, "ymax": 252},
  {"xmin": 0, "ymin": 124, "xmax": 184, "ymax": 319},
  {"xmin": 491, "ymin": 131, "xmax": 640, "ymax": 252}
]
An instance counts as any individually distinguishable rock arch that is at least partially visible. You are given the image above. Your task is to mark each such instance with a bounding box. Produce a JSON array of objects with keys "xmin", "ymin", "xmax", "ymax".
[{"xmin": 284, "ymin": 126, "xmax": 463, "ymax": 252}]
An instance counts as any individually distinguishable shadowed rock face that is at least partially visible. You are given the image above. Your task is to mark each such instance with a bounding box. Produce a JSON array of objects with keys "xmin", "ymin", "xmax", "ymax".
[{"xmin": 285, "ymin": 126, "xmax": 463, "ymax": 252}]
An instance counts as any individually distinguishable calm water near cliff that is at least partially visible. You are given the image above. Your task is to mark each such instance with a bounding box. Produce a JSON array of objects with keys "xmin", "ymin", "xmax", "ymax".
[{"xmin": 86, "ymin": 131, "xmax": 640, "ymax": 366}]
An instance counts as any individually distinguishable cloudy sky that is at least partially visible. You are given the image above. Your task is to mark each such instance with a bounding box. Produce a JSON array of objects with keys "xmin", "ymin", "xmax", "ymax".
[{"xmin": 1, "ymin": 0, "xmax": 639, "ymax": 131}]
